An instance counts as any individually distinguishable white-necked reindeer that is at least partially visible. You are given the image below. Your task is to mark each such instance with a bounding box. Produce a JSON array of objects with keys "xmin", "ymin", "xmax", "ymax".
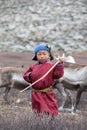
[
  {"xmin": 54, "ymin": 56, "xmax": 87, "ymax": 114},
  {"xmin": 53, "ymin": 54, "xmax": 76, "ymax": 113}
]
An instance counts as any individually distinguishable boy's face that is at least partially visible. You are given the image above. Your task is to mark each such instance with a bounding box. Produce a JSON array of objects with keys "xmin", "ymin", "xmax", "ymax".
[{"xmin": 37, "ymin": 50, "xmax": 50, "ymax": 63}]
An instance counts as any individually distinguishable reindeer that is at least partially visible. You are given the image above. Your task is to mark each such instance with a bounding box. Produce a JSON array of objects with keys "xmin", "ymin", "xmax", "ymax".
[
  {"xmin": 0, "ymin": 66, "xmax": 30, "ymax": 102},
  {"xmin": 54, "ymin": 62, "xmax": 87, "ymax": 113},
  {"xmin": 53, "ymin": 54, "xmax": 76, "ymax": 112}
]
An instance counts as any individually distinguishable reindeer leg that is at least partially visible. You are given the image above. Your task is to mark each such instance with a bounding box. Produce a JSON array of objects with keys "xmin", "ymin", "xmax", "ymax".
[
  {"xmin": 68, "ymin": 91, "xmax": 76, "ymax": 114},
  {"xmin": 73, "ymin": 88, "xmax": 83, "ymax": 113},
  {"xmin": 64, "ymin": 88, "xmax": 74, "ymax": 112},
  {"xmin": 55, "ymin": 83, "xmax": 68, "ymax": 111},
  {"xmin": 3, "ymin": 87, "xmax": 11, "ymax": 102}
]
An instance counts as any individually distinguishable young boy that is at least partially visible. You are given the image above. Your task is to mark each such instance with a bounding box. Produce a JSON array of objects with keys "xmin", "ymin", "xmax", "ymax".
[{"xmin": 23, "ymin": 43, "xmax": 64, "ymax": 116}]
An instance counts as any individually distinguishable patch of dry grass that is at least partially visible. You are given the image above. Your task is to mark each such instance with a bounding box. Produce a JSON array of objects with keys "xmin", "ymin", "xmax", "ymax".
[{"xmin": 0, "ymin": 105, "xmax": 87, "ymax": 130}]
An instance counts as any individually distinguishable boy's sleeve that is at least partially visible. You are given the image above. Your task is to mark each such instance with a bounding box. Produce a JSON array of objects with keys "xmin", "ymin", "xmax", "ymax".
[
  {"xmin": 53, "ymin": 63, "xmax": 64, "ymax": 79},
  {"xmin": 23, "ymin": 67, "xmax": 32, "ymax": 83}
]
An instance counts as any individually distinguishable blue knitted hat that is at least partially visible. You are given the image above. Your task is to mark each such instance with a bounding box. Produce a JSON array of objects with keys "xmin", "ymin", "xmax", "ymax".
[{"xmin": 32, "ymin": 43, "xmax": 54, "ymax": 61}]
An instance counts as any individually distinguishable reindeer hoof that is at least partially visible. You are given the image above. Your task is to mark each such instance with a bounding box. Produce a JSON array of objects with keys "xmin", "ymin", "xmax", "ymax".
[{"xmin": 59, "ymin": 107, "xmax": 64, "ymax": 111}]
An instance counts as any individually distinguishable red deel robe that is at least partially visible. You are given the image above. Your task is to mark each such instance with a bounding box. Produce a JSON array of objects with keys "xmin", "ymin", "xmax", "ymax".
[{"xmin": 23, "ymin": 61, "xmax": 64, "ymax": 115}]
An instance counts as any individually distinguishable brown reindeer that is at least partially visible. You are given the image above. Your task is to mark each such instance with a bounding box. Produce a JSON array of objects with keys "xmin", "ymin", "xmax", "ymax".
[{"xmin": 0, "ymin": 66, "xmax": 30, "ymax": 102}]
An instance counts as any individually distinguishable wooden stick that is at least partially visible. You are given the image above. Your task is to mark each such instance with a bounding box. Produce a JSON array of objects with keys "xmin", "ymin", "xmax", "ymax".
[{"xmin": 20, "ymin": 59, "xmax": 62, "ymax": 93}]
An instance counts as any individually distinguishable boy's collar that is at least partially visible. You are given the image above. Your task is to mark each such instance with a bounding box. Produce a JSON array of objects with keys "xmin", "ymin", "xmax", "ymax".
[{"xmin": 38, "ymin": 59, "xmax": 49, "ymax": 64}]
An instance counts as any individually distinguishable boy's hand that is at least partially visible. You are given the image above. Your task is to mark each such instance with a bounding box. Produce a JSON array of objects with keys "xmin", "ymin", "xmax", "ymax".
[
  {"xmin": 55, "ymin": 53, "xmax": 65, "ymax": 64},
  {"xmin": 58, "ymin": 57, "xmax": 64, "ymax": 64}
]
